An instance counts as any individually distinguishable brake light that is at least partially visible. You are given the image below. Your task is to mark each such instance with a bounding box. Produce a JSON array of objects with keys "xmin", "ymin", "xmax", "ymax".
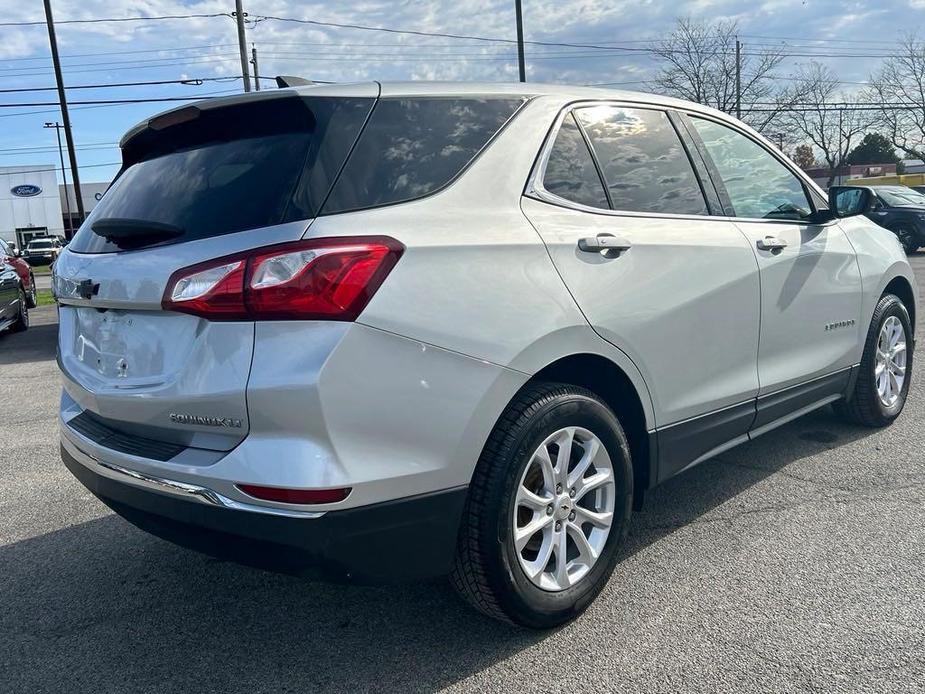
[
  {"xmin": 236, "ymin": 483, "xmax": 351, "ymax": 505},
  {"xmin": 162, "ymin": 236, "xmax": 404, "ymax": 321}
]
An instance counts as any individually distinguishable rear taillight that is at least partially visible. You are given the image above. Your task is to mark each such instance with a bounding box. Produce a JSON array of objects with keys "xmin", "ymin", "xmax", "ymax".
[{"xmin": 162, "ymin": 236, "xmax": 404, "ymax": 321}]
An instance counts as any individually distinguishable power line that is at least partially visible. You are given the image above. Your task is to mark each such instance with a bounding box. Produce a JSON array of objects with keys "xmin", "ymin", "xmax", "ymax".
[
  {"xmin": 0, "ymin": 13, "xmax": 229, "ymax": 27},
  {"xmin": 0, "ymin": 76, "xmax": 240, "ymax": 94},
  {"xmin": 0, "ymin": 52, "xmax": 241, "ymax": 77},
  {"xmin": 0, "ymin": 89, "xmax": 240, "ymax": 118},
  {"xmin": 250, "ymin": 14, "xmax": 653, "ymax": 52},
  {"xmin": 10, "ymin": 51, "xmax": 241, "ymax": 71},
  {"xmin": 0, "ymin": 162, "xmax": 120, "ymax": 176},
  {"xmin": 0, "ymin": 145, "xmax": 117, "ymax": 157},
  {"xmin": 0, "ymin": 43, "xmax": 237, "ymax": 63},
  {"xmin": 0, "ymin": 95, "xmax": 229, "ymax": 108}
]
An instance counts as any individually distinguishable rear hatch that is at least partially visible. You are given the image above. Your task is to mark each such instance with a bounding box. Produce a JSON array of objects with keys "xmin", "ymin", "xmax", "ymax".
[{"xmin": 56, "ymin": 86, "xmax": 377, "ymax": 451}]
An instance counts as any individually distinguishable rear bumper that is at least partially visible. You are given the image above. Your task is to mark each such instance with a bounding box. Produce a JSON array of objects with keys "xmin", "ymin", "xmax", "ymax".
[{"xmin": 62, "ymin": 444, "xmax": 467, "ymax": 583}]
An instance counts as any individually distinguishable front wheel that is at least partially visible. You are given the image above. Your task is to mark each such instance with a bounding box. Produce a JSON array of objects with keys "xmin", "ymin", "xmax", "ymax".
[
  {"xmin": 896, "ymin": 227, "xmax": 919, "ymax": 255},
  {"xmin": 451, "ymin": 383, "xmax": 633, "ymax": 628},
  {"xmin": 835, "ymin": 293, "xmax": 912, "ymax": 427}
]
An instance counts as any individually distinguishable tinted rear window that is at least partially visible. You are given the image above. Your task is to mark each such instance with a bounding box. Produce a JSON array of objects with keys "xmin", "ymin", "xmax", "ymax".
[
  {"xmin": 575, "ymin": 106, "xmax": 707, "ymax": 216},
  {"xmin": 321, "ymin": 97, "xmax": 524, "ymax": 215},
  {"xmin": 69, "ymin": 96, "xmax": 374, "ymax": 253}
]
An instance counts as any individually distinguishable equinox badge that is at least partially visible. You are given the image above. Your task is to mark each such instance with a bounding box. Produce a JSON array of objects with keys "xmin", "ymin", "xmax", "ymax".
[{"xmin": 169, "ymin": 413, "xmax": 243, "ymax": 428}]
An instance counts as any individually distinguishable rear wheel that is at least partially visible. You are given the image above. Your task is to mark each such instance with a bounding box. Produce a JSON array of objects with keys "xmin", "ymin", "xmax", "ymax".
[
  {"xmin": 835, "ymin": 294, "xmax": 912, "ymax": 427},
  {"xmin": 451, "ymin": 382, "xmax": 633, "ymax": 628},
  {"xmin": 10, "ymin": 288, "xmax": 29, "ymax": 333},
  {"xmin": 25, "ymin": 273, "xmax": 37, "ymax": 308}
]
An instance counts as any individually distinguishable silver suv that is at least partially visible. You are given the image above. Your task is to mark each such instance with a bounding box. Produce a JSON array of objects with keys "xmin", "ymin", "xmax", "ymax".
[{"xmin": 56, "ymin": 83, "xmax": 917, "ymax": 628}]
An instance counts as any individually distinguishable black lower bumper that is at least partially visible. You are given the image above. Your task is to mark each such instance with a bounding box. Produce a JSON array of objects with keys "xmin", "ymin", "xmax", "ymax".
[{"xmin": 62, "ymin": 446, "xmax": 467, "ymax": 583}]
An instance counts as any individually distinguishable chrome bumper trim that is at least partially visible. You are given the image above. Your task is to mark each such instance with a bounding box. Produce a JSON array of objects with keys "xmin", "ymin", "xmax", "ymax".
[{"xmin": 62, "ymin": 435, "xmax": 325, "ymax": 519}]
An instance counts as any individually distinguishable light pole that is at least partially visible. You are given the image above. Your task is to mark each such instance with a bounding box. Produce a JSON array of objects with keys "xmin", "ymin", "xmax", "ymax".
[{"xmin": 44, "ymin": 121, "xmax": 73, "ymax": 239}]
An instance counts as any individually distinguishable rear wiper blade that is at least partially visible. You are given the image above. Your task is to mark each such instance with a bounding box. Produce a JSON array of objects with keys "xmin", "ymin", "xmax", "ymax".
[{"xmin": 90, "ymin": 218, "xmax": 185, "ymax": 248}]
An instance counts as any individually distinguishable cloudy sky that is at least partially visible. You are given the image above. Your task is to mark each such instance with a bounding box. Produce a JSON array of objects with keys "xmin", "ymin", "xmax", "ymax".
[{"xmin": 1, "ymin": 0, "xmax": 922, "ymax": 184}]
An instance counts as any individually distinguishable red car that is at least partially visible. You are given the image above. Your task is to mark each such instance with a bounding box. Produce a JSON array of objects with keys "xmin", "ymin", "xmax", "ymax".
[{"xmin": 0, "ymin": 239, "xmax": 37, "ymax": 308}]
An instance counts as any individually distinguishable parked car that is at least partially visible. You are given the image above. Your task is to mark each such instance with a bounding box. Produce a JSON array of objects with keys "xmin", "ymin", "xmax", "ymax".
[
  {"xmin": 831, "ymin": 184, "xmax": 925, "ymax": 254},
  {"xmin": 0, "ymin": 256, "xmax": 29, "ymax": 334},
  {"xmin": 55, "ymin": 83, "xmax": 917, "ymax": 628},
  {"xmin": 0, "ymin": 238, "xmax": 36, "ymax": 308},
  {"xmin": 22, "ymin": 236, "xmax": 63, "ymax": 266}
]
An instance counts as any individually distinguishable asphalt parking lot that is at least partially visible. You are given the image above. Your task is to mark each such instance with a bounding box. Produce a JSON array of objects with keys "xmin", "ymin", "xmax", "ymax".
[{"xmin": 2, "ymin": 260, "xmax": 925, "ymax": 694}]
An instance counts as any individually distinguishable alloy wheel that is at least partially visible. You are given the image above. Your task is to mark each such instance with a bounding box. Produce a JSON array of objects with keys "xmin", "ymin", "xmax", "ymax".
[
  {"xmin": 875, "ymin": 315, "xmax": 906, "ymax": 407},
  {"xmin": 512, "ymin": 426, "xmax": 616, "ymax": 592}
]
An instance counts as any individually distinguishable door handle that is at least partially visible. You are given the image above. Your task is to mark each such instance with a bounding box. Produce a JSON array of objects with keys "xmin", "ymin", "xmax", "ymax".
[
  {"xmin": 578, "ymin": 235, "xmax": 632, "ymax": 258},
  {"xmin": 756, "ymin": 236, "xmax": 788, "ymax": 253}
]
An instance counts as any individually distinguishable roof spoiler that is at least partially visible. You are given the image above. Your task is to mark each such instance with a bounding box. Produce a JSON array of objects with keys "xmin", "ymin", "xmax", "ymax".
[{"xmin": 275, "ymin": 75, "xmax": 315, "ymax": 88}]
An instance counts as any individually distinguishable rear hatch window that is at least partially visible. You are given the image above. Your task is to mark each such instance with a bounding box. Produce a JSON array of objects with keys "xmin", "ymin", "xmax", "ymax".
[
  {"xmin": 68, "ymin": 95, "xmax": 375, "ymax": 253},
  {"xmin": 321, "ymin": 97, "xmax": 525, "ymax": 214}
]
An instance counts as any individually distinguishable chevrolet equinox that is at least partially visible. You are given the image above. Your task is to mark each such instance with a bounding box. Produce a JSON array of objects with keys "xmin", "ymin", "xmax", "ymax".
[{"xmin": 56, "ymin": 82, "xmax": 917, "ymax": 628}]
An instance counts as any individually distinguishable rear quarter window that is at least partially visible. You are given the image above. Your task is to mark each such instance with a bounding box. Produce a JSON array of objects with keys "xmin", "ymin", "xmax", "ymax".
[{"xmin": 321, "ymin": 97, "xmax": 525, "ymax": 215}]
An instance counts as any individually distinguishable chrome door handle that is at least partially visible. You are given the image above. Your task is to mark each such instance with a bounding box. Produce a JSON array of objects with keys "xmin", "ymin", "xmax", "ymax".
[
  {"xmin": 578, "ymin": 235, "xmax": 632, "ymax": 258},
  {"xmin": 756, "ymin": 236, "xmax": 788, "ymax": 253}
]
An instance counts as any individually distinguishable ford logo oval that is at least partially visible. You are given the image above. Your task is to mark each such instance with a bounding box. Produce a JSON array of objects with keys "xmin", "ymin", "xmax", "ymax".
[{"xmin": 11, "ymin": 184, "xmax": 42, "ymax": 197}]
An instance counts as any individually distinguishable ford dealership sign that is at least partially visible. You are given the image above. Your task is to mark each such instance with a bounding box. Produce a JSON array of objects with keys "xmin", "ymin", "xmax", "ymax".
[{"xmin": 11, "ymin": 184, "xmax": 42, "ymax": 197}]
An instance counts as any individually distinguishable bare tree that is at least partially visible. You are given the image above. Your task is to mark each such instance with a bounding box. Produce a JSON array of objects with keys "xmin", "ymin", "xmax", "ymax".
[
  {"xmin": 792, "ymin": 144, "xmax": 817, "ymax": 170},
  {"xmin": 652, "ymin": 18, "xmax": 797, "ymax": 131},
  {"xmin": 784, "ymin": 62, "xmax": 868, "ymax": 186},
  {"xmin": 867, "ymin": 35, "xmax": 925, "ymax": 160}
]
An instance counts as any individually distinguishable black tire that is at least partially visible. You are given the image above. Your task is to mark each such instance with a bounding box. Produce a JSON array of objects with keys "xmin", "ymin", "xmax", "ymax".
[
  {"xmin": 25, "ymin": 274, "xmax": 37, "ymax": 309},
  {"xmin": 896, "ymin": 227, "xmax": 919, "ymax": 255},
  {"xmin": 835, "ymin": 293, "xmax": 912, "ymax": 427},
  {"xmin": 451, "ymin": 382, "xmax": 633, "ymax": 628},
  {"xmin": 10, "ymin": 288, "xmax": 29, "ymax": 333}
]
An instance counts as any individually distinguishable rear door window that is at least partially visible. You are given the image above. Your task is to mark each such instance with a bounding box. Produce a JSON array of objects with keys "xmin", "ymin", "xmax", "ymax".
[
  {"xmin": 575, "ymin": 106, "xmax": 708, "ymax": 216},
  {"xmin": 321, "ymin": 97, "xmax": 524, "ymax": 214},
  {"xmin": 542, "ymin": 113, "xmax": 609, "ymax": 209},
  {"xmin": 68, "ymin": 96, "xmax": 375, "ymax": 253}
]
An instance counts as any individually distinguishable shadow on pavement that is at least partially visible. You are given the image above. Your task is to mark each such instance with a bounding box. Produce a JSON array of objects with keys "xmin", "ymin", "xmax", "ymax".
[
  {"xmin": 0, "ymin": 309, "xmax": 58, "ymax": 366},
  {"xmin": 0, "ymin": 407, "xmax": 875, "ymax": 693}
]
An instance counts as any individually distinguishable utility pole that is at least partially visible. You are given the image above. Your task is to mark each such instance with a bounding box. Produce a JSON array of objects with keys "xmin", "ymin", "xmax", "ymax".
[
  {"xmin": 514, "ymin": 0, "xmax": 526, "ymax": 82},
  {"xmin": 837, "ymin": 107, "xmax": 844, "ymax": 185},
  {"xmin": 43, "ymin": 0, "xmax": 85, "ymax": 225},
  {"xmin": 251, "ymin": 44, "xmax": 260, "ymax": 91},
  {"xmin": 44, "ymin": 122, "xmax": 73, "ymax": 239},
  {"xmin": 735, "ymin": 37, "xmax": 742, "ymax": 120},
  {"xmin": 233, "ymin": 0, "xmax": 252, "ymax": 92}
]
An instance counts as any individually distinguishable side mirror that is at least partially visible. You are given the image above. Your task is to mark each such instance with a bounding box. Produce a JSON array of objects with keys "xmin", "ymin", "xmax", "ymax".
[{"xmin": 828, "ymin": 187, "xmax": 871, "ymax": 218}]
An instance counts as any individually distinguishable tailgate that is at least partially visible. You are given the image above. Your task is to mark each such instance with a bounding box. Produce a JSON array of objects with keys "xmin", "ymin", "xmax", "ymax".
[{"xmin": 55, "ymin": 88, "xmax": 379, "ymax": 452}]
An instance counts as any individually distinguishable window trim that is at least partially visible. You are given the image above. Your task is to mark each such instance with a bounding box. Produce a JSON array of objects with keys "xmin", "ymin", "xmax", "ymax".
[
  {"xmin": 525, "ymin": 100, "xmax": 714, "ymax": 222},
  {"xmin": 570, "ymin": 111, "xmax": 614, "ymax": 210},
  {"xmin": 683, "ymin": 111, "xmax": 837, "ymax": 227}
]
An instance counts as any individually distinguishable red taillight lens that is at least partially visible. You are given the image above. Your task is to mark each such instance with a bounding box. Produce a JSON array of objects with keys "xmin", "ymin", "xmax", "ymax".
[
  {"xmin": 236, "ymin": 483, "xmax": 351, "ymax": 505},
  {"xmin": 162, "ymin": 236, "xmax": 403, "ymax": 321}
]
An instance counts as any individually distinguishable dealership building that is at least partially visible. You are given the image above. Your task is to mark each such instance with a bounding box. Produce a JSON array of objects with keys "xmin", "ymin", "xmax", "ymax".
[{"xmin": 0, "ymin": 164, "xmax": 109, "ymax": 249}]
